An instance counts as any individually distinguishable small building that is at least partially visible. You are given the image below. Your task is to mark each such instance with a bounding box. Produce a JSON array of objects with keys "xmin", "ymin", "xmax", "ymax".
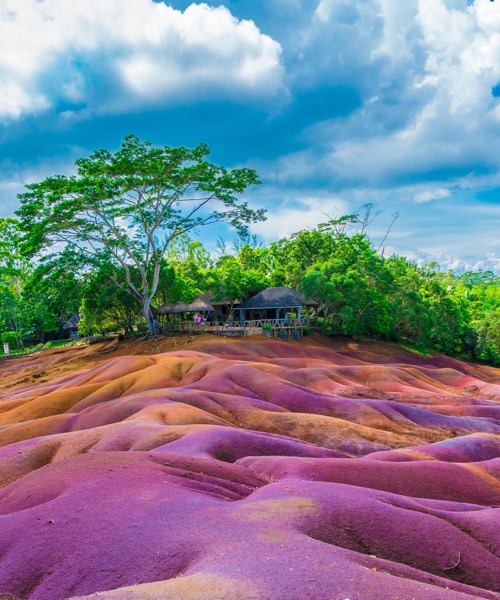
[
  {"xmin": 157, "ymin": 292, "xmax": 238, "ymax": 322},
  {"xmin": 234, "ymin": 287, "xmax": 315, "ymax": 324},
  {"xmin": 197, "ymin": 292, "xmax": 236, "ymax": 321},
  {"xmin": 157, "ymin": 298, "xmax": 215, "ymax": 319},
  {"xmin": 63, "ymin": 314, "xmax": 80, "ymax": 338}
]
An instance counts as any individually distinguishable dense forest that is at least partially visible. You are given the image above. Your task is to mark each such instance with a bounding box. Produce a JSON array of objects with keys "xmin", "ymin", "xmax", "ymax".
[
  {"xmin": 0, "ymin": 136, "xmax": 498, "ymax": 365},
  {"xmin": 0, "ymin": 216, "xmax": 498, "ymax": 365}
]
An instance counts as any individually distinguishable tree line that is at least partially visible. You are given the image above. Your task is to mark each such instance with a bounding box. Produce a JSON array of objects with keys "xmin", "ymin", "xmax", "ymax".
[{"xmin": 0, "ymin": 136, "xmax": 498, "ymax": 365}]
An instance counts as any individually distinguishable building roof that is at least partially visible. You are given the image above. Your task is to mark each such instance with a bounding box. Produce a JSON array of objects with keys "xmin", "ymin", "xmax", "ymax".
[
  {"xmin": 157, "ymin": 298, "xmax": 214, "ymax": 314},
  {"xmin": 156, "ymin": 302, "xmax": 173, "ymax": 315},
  {"xmin": 236, "ymin": 287, "xmax": 316, "ymax": 310},
  {"xmin": 63, "ymin": 314, "xmax": 80, "ymax": 329},
  {"xmin": 186, "ymin": 298, "xmax": 215, "ymax": 312},
  {"xmin": 168, "ymin": 302, "xmax": 191, "ymax": 314},
  {"xmin": 199, "ymin": 291, "xmax": 239, "ymax": 306}
]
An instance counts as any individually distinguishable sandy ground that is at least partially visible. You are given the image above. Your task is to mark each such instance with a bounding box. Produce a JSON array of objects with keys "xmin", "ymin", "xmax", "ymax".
[
  {"xmin": 0, "ymin": 333, "xmax": 499, "ymax": 600},
  {"xmin": 0, "ymin": 332, "xmax": 383, "ymax": 391}
]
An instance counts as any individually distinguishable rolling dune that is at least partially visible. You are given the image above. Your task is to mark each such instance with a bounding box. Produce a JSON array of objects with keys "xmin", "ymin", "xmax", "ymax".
[{"xmin": 0, "ymin": 335, "xmax": 499, "ymax": 599}]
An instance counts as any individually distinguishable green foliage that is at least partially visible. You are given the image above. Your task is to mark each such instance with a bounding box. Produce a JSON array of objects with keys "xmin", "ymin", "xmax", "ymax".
[
  {"xmin": 78, "ymin": 261, "xmax": 141, "ymax": 336},
  {"xmin": 1, "ymin": 143, "xmax": 496, "ymax": 365},
  {"xmin": 208, "ymin": 253, "xmax": 269, "ymax": 307},
  {"xmin": 0, "ymin": 286, "xmax": 21, "ymax": 333},
  {"xmin": 300, "ymin": 234, "xmax": 393, "ymax": 338},
  {"xmin": 1, "ymin": 331, "xmax": 21, "ymax": 350},
  {"xmin": 16, "ymin": 135, "xmax": 264, "ymax": 334}
]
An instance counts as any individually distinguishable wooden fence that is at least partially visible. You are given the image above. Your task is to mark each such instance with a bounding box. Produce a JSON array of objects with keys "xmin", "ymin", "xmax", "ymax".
[{"xmin": 162, "ymin": 318, "xmax": 304, "ymax": 337}]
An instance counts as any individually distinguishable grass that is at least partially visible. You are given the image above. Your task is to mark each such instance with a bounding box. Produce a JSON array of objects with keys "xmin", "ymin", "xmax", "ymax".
[
  {"xmin": 0, "ymin": 337, "xmax": 88, "ymax": 359},
  {"xmin": 398, "ymin": 339, "xmax": 437, "ymax": 356}
]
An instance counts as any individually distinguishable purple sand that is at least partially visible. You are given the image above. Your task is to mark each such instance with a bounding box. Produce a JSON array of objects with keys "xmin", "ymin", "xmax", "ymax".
[{"xmin": 0, "ymin": 339, "xmax": 499, "ymax": 599}]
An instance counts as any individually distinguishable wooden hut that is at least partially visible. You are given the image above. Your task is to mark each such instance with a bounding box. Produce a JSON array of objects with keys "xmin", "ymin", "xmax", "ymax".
[
  {"xmin": 157, "ymin": 298, "xmax": 214, "ymax": 320},
  {"xmin": 157, "ymin": 301, "xmax": 190, "ymax": 317},
  {"xmin": 63, "ymin": 314, "xmax": 80, "ymax": 338},
  {"xmin": 234, "ymin": 287, "xmax": 315, "ymax": 325},
  {"xmin": 186, "ymin": 297, "xmax": 215, "ymax": 314},
  {"xmin": 197, "ymin": 292, "xmax": 237, "ymax": 321}
]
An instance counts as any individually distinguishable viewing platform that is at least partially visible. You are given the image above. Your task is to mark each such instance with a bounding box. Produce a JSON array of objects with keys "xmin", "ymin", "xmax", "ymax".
[{"xmin": 163, "ymin": 318, "xmax": 307, "ymax": 339}]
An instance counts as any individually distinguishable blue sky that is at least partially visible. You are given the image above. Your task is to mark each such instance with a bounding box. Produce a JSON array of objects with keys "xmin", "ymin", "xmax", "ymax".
[{"xmin": 1, "ymin": 0, "xmax": 499, "ymax": 273}]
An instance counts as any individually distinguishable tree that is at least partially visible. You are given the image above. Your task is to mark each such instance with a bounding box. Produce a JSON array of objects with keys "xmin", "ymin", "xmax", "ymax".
[
  {"xmin": 20, "ymin": 251, "xmax": 85, "ymax": 342},
  {"xmin": 16, "ymin": 135, "xmax": 265, "ymax": 335},
  {"xmin": 0, "ymin": 218, "xmax": 29, "ymax": 295},
  {"xmin": 385, "ymin": 257, "xmax": 433, "ymax": 344},
  {"xmin": 79, "ymin": 267, "xmax": 140, "ymax": 336},
  {"xmin": 208, "ymin": 254, "xmax": 269, "ymax": 311},
  {"xmin": 301, "ymin": 234, "xmax": 393, "ymax": 337},
  {"xmin": 0, "ymin": 218, "xmax": 30, "ymax": 341}
]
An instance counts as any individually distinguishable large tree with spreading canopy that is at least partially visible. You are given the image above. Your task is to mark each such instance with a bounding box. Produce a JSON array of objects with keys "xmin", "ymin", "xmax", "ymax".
[{"xmin": 16, "ymin": 135, "xmax": 265, "ymax": 334}]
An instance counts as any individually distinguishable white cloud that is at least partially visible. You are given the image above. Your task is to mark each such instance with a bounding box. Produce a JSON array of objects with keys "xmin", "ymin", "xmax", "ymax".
[
  {"xmin": 0, "ymin": 155, "xmax": 79, "ymax": 216},
  {"xmin": 249, "ymin": 194, "xmax": 348, "ymax": 241},
  {"xmin": 414, "ymin": 188, "xmax": 451, "ymax": 203},
  {"xmin": 0, "ymin": 0, "xmax": 284, "ymax": 120},
  {"xmin": 271, "ymin": 0, "xmax": 500, "ymax": 190},
  {"xmin": 403, "ymin": 250, "xmax": 500, "ymax": 275}
]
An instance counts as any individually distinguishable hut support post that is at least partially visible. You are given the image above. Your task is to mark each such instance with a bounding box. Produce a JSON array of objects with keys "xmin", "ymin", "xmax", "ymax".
[{"xmin": 298, "ymin": 307, "xmax": 301, "ymax": 325}]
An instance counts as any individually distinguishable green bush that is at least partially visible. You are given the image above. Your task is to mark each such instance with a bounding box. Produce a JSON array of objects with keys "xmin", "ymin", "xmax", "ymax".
[{"xmin": 1, "ymin": 331, "xmax": 21, "ymax": 351}]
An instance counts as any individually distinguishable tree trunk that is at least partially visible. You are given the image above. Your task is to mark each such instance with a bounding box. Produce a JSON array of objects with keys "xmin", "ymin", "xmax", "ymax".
[{"xmin": 143, "ymin": 297, "xmax": 161, "ymax": 336}]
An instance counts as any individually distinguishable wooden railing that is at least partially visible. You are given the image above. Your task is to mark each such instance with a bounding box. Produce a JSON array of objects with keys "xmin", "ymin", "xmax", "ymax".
[
  {"xmin": 162, "ymin": 318, "xmax": 304, "ymax": 335},
  {"xmin": 243, "ymin": 318, "xmax": 301, "ymax": 329}
]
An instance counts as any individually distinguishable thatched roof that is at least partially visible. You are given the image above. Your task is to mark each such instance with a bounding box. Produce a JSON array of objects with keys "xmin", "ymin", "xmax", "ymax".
[
  {"xmin": 186, "ymin": 298, "xmax": 214, "ymax": 312},
  {"xmin": 63, "ymin": 314, "xmax": 80, "ymax": 329},
  {"xmin": 156, "ymin": 303, "xmax": 172, "ymax": 315},
  {"xmin": 199, "ymin": 291, "xmax": 238, "ymax": 306},
  {"xmin": 236, "ymin": 287, "xmax": 316, "ymax": 310},
  {"xmin": 157, "ymin": 298, "xmax": 214, "ymax": 314},
  {"xmin": 169, "ymin": 302, "xmax": 191, "ymax": 314}
]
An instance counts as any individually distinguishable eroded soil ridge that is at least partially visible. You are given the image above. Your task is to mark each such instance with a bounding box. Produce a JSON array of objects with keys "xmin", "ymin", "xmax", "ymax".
[{"xmin": 0, "ymin": 336, "xmax": 499, "ymax": 599}]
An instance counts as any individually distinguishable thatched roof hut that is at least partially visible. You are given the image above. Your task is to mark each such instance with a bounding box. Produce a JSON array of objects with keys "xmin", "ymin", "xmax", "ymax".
[
  {"xmin": 157, "ymin": 298, "xmax": 214, "ymax": 315},
  {"xmin": 63, "ymin": 314, "xmax": 80, "ymax": 338},
  {"xmin": 235, "ymin": 287, "xmax": 315, "ymax": 323},
  {"xmin": 156, "ymin": 303, "xmax": 174, "ymax": 316},
  {"xmin": 237, "ymin": 287, "xmax": 314, "ymax": 310},
  {"xmin": 198, "ymin": 291, "xmax": 238, "ymax": 307},
  {"xmin": 168, "ymin": 302, "xmax": 191, "ymax": 314},
  {"xmin": 63, "ymin": 314, "xmax": 80, "ymax": 329},
  {"xmin": 186, "ymin": 298, "xmax": 215, "ymax": 312}
]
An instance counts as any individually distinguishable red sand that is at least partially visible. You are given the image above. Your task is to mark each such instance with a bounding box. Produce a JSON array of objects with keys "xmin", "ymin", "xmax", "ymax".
[{"xmin": 0, "ymin": 334, "xmax": 499, "ymax": 599}]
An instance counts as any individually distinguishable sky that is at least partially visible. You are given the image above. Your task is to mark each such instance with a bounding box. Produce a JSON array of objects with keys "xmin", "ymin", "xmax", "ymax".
[{"xmin": 1, "ymin": 0, "xmax": 499, "ymax": 274}]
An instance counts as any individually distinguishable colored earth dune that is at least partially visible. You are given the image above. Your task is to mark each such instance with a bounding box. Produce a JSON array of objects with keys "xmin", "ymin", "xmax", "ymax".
[{"xmin": 0, "ymin": 335, "xmax": 499, "ymax": 600}]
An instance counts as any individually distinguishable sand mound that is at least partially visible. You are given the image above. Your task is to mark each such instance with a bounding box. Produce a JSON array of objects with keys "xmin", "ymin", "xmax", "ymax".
[{"xmin": 0, "ymin": 336, "xmax": 498, "ymax": 599}]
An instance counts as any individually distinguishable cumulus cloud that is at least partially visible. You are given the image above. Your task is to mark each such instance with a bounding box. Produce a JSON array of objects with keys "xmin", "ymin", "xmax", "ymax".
[
  {"xmin": 0, "ymin": 0, "xmax": 284, "ymax": 120},
  {"xmin": 248, "ymin": 193, "xmax": 349, "ymax": 241},
  {"xmin": 0, "ymin": 152, "xmax": 82, "ymax": 216},
  {"xmin": 1, "ymin": 0, "xmax": 498, "ymax": 273},
  {"xmin": 414, "ymin": 188, "xmax": 451, "ymax": 203},
  {"xmin": 270, "ymin": 0, "xmax": 500, "ymax": 193},
  {"xmin": 404, "ymin": 250, "xmax": 500, "ymax": 275}
]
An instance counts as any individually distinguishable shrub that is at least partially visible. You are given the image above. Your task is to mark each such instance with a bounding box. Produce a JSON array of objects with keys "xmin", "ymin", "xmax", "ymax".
[{"xmin": 1, "ymin": 331, "xmax": 21, "ymax": 351}]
